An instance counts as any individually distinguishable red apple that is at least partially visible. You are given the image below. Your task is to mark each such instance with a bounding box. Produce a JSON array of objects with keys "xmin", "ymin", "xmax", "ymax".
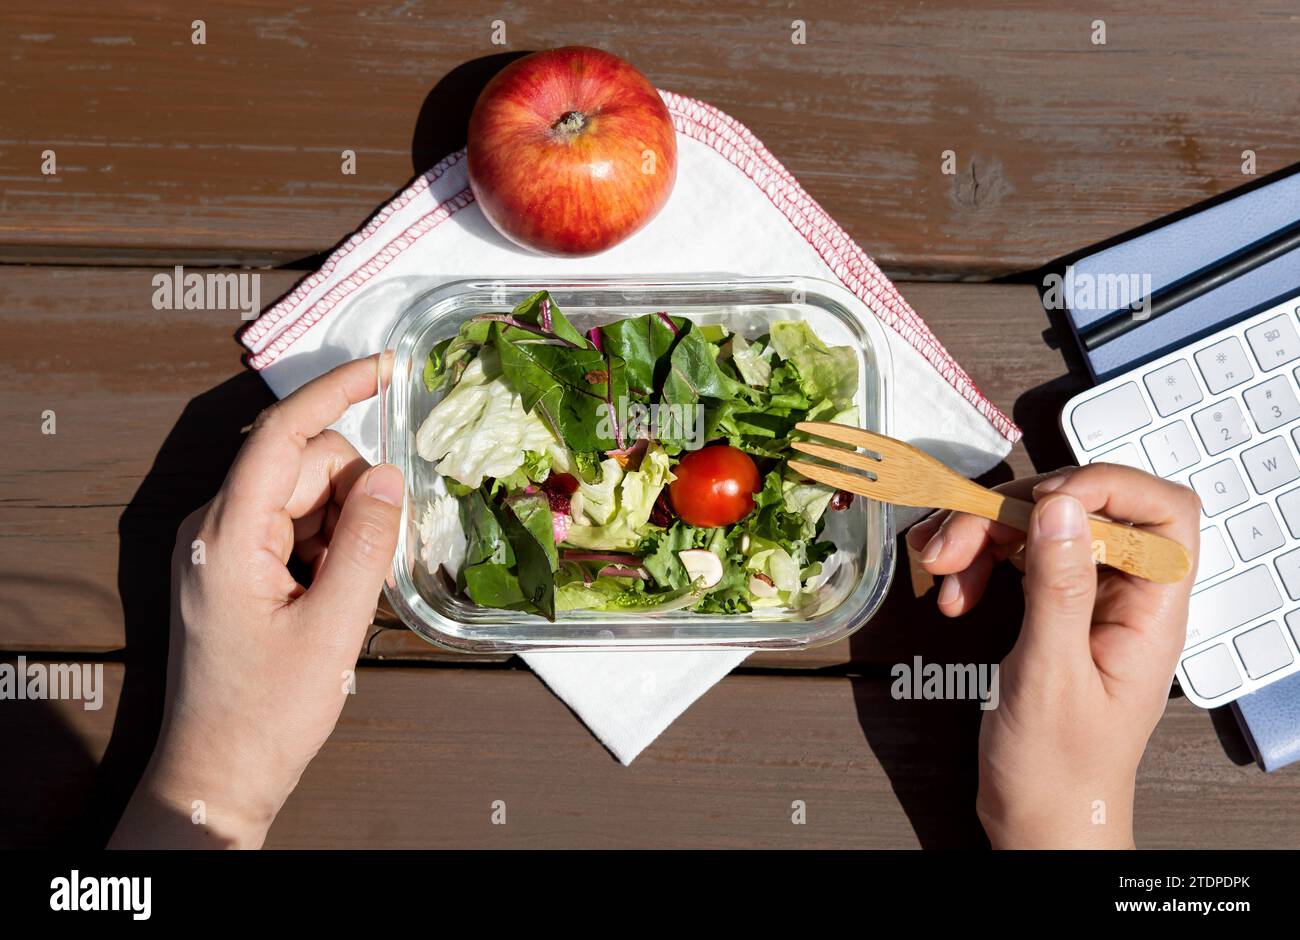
[{"xmin": 466, "ymin": 46, "xmax": 678, "ymax": 256}]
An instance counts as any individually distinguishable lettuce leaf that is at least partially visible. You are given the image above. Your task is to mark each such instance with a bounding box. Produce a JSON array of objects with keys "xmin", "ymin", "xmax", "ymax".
[
  {"xmin": 640, "ymin": 521, "xmax": 697, "ymax": 590},
  {"xmin": 746, "ymin": 546, "xmax": 801, "ymax": 593},
  {"xmin": 571, "ymin": 450, "xmax": 603, "ymax": 483},
  {"xmin": 494, "ymin": 326, "xmax": 629, "ymax": 452},
  {"xmin": 780, "ymin": 481, "xmax": 836, "ymax": 540},
  {"xmin": 639, "ymin": 521, "xmax": 752, "ymax": 612},
  {"xmin": 555, "ymin": 577, "xmax": 695, "ymax": 612},
  {"xmin": 554, "ymin": 577, "xmax": 626, "ymax": 611},
  {"xmin": 563, "ymin": 443, "xmax": 674, "ymax": 551},
  {"xmin": 572, "ymin": 457, "xmax": 624, "ymax": 525},
  {"xmin": 494, "ymin": 449, "xmax": 553, "ymax": 494},
  {"xmin": 768, "ymin": 320, "xmax": 858, "ymax": 407},
  {"xmin": 730, "ymin": 333, "xmax": 772, "ymax": 387},
  {"xmin": 414, "ymin": 347, "xmax": 562, "ymax": 488}
]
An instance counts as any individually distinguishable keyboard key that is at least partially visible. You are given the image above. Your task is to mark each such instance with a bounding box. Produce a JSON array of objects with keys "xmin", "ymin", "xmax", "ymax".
[
  {"xmin": 1143, "ymin": 360, "xmax": 1203, "ymax": 417},
  {"xmin": 1069, "ymin": 382, "xmax": 1151, "ymax": 451},
  {"xmin": 1186, "ymin": 565, "xmax": 1282, "ymax": 646},
  {"xmin": 1279, "ymin": 487, "xmax": 1300, "ymax": 538},
  {"xmin": 1139, "ymin": 422, "xmax": 1199, "ymax": 477},
  {"xmin": 1192, "ymin": 399, "xmax": 1251, "ymax": 455},
  {"xmin": 1286, "ymin": 610, "xmax": 1300, "ymax": 649},
  {"xmin": 1195, "ymin": 337, "xmax": 1254, "ymax": 393},
  {"xmin": 1243, "ymin": 375, "xmax": 1300, "ymax": 432},
  {"xmin": 1241, "ymin": 436, "xmax": 1300, "ymax": 493},
  {"xmin": 1189, "ymin": 460, "xmax": 1249, "ymax": 516},
  {"xmin": 1195, "ymin": 526, "xmax": 1234, "ymax": 583},
  {"xmin": 1226, "ymin": 503, "xmax": 1285, "ymax": 560},
  {"xmin": 1090, "ymin": 442, "xmax": 1145, "ymax": 471},
  {"xmin": 1276, "ymin": 547, "xmax": 1300, "ymax": 600},
  {"xmin": 1245, "ymin": 314, "xmax": 1300, "ymax": 371},
  {"xmin": 1233, "ymin": 621, "xmax": 1294, "ymax": 679},
  {"xmin": 1182, "ymin": 645, "xmax": 1242, "ymax": 699}
]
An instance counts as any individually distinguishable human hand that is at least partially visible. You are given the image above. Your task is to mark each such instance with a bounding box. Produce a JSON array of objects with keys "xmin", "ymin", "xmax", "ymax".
[
  {"xmin": 110, "ymin": 355, "xmax": 403, "ymax": 849},
  {"xmin": 905, "ymin": 464, "xmax": 1200, "ymax": 848}
]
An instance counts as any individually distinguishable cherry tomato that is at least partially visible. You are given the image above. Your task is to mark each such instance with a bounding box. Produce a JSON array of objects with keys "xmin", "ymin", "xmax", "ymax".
[{"xmin": 668, "ymin": 445, "xmax": 761, "ymax": 528}]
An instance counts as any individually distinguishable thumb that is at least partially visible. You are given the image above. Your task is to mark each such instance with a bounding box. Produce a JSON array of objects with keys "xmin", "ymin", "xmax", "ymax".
[
  {"xmin": 297, "ymin": 463, "xmax": 404, "ymax": 638},
  {"xmin": 1017, "ymin": 493, "xmax": 1098, "ymax": 670}
]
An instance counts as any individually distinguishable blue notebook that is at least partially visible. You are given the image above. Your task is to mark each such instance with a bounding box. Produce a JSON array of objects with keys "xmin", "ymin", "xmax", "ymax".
[
  {"xmin": 1059, "ymin": 169, "xmax": 1300, "ymax": 771},
  {"xmin": 1065, "ymin": 170, "xmax": 1300, "ymax": 382}
]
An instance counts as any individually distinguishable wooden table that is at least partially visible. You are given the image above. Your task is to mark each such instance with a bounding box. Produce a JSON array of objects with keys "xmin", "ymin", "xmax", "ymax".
[{"xmin": 4, "ymin": 1, "xmax": 1299, "ymax": 848}]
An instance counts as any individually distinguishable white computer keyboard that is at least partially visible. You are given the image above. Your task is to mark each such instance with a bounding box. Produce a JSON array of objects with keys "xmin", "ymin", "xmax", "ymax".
[{"xmin": 1062, "ymin": 290, "xmax": 1300, "ymax": 708}]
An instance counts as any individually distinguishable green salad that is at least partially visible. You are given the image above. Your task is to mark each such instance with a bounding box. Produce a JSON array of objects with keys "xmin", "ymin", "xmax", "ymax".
[{"xmin": 414, "ymin": 290, "xmax": 859, "ymax": 620}]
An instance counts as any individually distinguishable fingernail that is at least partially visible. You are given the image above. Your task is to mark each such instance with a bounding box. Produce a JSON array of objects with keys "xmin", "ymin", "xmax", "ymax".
[
  {"xmin": 1035, "ymin": 494, "xmax": 1086, "ymax": 541},
  {"xmin": 937, "ymin": 574, "xmax": 961, "ymax": 606},
  {"xmin": 1032, "ymin": 470, "xmax": 1073, "ymax": 497},
  {"xmin": 366, "ymin": 463, "xmax": 405, "ymax": 507},
  {"xmin": 906, "ymin": 514, "xmax": 935, "ymax": 546},
  {"xmin": 920, "ymin": 530, "xmax": 945, "ymax": 564}
]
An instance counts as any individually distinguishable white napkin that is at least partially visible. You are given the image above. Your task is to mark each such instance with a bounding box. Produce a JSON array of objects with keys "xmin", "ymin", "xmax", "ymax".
[{"xmin": 241, "ymin": 91, "xmax": 1018, "ymax": 765}]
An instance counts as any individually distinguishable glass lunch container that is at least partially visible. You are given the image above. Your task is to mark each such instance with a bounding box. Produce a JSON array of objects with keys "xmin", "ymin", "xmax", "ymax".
[{"xmin": 379, "ymin": 275, "xmax": 895, "ymax": 652}]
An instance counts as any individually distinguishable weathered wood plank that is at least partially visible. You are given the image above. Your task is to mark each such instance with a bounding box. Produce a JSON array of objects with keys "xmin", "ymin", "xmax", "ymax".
[
  {"xmin": 2, "ymin": 3, "xmax": 1297, "ymax": 274},
  {"xmin": 4, "ymin": 661, "xmax": 1294, "ymax": 848},
  {"xmin": 0, "ymin": 267, "xmax": 1055, "ymax": 660}
]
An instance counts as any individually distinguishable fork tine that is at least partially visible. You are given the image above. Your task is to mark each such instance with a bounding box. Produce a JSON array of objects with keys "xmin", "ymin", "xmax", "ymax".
[
  {"xmin": 787, "ymin": 459, "xmax": 876, "ymax": 498},
  {"xmin": 796, "ymin": 421, "xmax": 955, "ymax": 475},
  {"xmin": 795, "ymin": 421, "xmax": 894, "ymax": 451},
  {"xmin": 789, "ymin": 440, "xmax": 883, "ymax": 476},
  {"xmin": 790, "ymin": 421, "xmax": 915, "ymax": 460}
]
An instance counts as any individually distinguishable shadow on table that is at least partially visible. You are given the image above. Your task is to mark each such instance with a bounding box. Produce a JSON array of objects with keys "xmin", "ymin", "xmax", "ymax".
[
  {"xmin": 848, "ymin": 454, "xmax": 1022, "ymax": 848},
  {"xmin": 0, "ymin": 688, "xmax": 100, "ymax": 848},
  {"xmin": 278, "ymin": 52, "xmax": 532, "ymax": 274},
  {"xmin": 76, "ymin": 372, "xmax": 275, "ymax": 847},
  {"xmin": 410, "ymin": 51, "xmax": 533, "ymax": 176}
]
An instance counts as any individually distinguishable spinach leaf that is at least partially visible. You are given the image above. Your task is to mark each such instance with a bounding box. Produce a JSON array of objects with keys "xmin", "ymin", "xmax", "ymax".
[
  {"xmin": 662, "ymin": 327, "xmax": 755, "ymax": 406},
  {"xmin": 463, "ymin": 563, "xmax": 527, "ymax": 608},
  {"xmin": 596, "ymin": 312, "xmax": 684, "ymax": 393},
  {"xmin": 491, "ymin": 492, "xmax": 558, "ymax": 619},
  {"xmin": 423, "ymin": 337, "xmax": 452, "ymax": 392},
  {"xmin": 507, "ymin": 492, "xmax": 558, "ymax": 569},
  {"xmin": 426, "ymin": 291, "xmax": 593, "ymax": 394},
  {"xmin": 493, "ymin": 322, "xmax": 630, "ymax": 451},
  {"xmin": 423, "ymin": 318, "xmax": 492, "ymax": 392},
  {"xmin": 507, "ymin": 290, "xmax": 588, "ymax": 347},
  {"xmin": 460, "ymin": 489, "xmax": 512, "ymax": 568}
]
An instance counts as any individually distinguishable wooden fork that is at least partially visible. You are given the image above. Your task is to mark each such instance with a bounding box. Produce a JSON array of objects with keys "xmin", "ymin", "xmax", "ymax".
[{"xmin": 789, "ymin": 421, "xmax": 1192, "ymax": 584}]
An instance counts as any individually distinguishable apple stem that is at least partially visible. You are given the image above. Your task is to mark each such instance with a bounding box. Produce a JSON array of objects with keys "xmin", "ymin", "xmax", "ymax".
[{"xmin": 552, "ymin": 110, "xmax": 587, "ymax": 138}]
